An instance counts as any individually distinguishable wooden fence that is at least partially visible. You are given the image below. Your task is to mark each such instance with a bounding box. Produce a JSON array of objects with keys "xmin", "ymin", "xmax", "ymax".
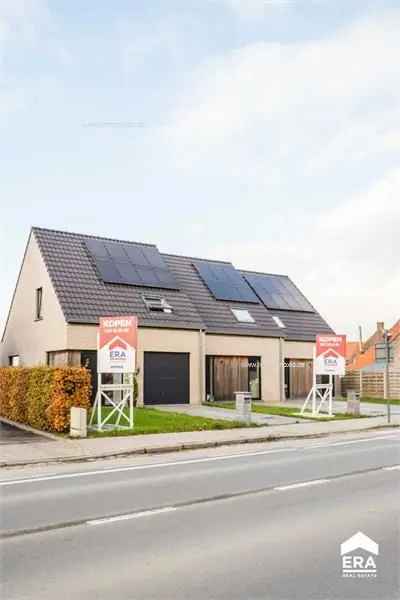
[{"xmin": 342, "ymin": 369, "xmax": 400, "ymax": 399}]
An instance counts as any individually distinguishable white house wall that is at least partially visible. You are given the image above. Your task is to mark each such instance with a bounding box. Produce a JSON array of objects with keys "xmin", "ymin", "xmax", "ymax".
[
  {"xmin": 284, "ymin": 341, "xmax": 315, "ymax": 359},
  {"xmin": 0, "ymin": 234, "xmax": 67, "ymax": 366}
]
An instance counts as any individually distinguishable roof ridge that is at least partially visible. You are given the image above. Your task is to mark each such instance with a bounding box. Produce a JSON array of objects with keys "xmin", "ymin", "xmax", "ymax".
[
  {"xmin": 162, "ymin": 252, "xmax": 231, "ymax": 265},
  {"xmin": 240, "ymin": 268, "xmax": 290, "ymax": 278},
  {"xmin": 32, "ymin": 226, "xmax": 156, "ymax": 248}
]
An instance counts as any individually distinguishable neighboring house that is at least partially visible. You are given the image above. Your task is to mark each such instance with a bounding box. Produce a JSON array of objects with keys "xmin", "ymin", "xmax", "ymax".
[
  {"xmin": 347, "ymin": 320, "xmax": 400, "ymax": 371},
  {"xmin": 1, "ymin": 227, "xmax": 334, "ymax": 405},
  {"xmin": 346, "ymin": 341, "xmax": 360, "ymax": 366},
  {"xmin": 390, "ymin": 320, "xmax": 400, "ymax": 369}
]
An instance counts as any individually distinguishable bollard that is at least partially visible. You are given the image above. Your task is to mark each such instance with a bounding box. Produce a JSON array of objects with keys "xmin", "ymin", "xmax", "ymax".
[
  {"xmin": 346, "ymin": 390, "xmax": 360, "ymax": 416},
  {"xmin": 70, "ymin": 407, "xmax": 87, "ymax": 438},
  {"xmin": 235, "ymin": 391, "xmax": 252, "ymax": 425}
]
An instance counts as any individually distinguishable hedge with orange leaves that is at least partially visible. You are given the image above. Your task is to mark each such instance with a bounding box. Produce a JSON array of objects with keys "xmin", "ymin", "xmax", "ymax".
[{"xmin": 0, "ymin": 366, "xmax": 91, "ymax": 433}]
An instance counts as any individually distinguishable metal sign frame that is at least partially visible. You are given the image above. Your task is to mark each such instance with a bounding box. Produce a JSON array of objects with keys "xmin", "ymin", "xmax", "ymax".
[
  {"xmin": 89, "ymin": 374, "xmax": 135, "ymax": 431},
  {"xmin": 301, "ymin": 348, "xmax": 334, "ymax": 417}
]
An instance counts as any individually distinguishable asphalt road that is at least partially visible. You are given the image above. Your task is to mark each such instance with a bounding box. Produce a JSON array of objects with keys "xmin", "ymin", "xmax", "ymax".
[{"xmin": 1, "ymin": 430, "xmax": 399, "ymax": 600}]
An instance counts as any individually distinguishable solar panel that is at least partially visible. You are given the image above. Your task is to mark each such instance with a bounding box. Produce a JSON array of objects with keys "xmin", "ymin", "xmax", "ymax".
[
  {"xmin": 194, "ymin": 261, "xmax": 259, "ymax": 303},
  {"xmin": 85, "ymin": 239, "xmax": 179, "ymax": 290},
  {"xmin": 243, "ymin": 273, "xmax": 315, "ymax": 312}
]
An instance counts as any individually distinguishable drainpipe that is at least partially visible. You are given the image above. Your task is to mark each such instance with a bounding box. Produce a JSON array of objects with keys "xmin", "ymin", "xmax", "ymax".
[
  {"xmin": 279, "ymin": 337, "xmax": 285, "ymax": 403},
  {"xmin": 199, "ymin": 329, "xmax": 206, "ymax": 405}
]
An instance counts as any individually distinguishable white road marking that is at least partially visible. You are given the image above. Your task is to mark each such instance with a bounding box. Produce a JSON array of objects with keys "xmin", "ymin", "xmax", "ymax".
[
  {"xmin": 87, "ymin": 506, "xmax": 176, "ymax": 526},
  {"xmin": 275, "ymin": 479, "xmax": 329, "ymax": 491},
  {"xmin": 323, "ymin": 435, "xmax": 399, "ymax": 447},
  {"xmin": 304, "ymin": 434, "xmax": 398, "ymax": 449},
  {"xmin": 382, "ymin": 465, "xmax": 400, "ymax": 471},
  {"xmin": 1, "ymin": 433, "xmax": 398, "ymax": 488},
  {"xmin": 0, "ymin": 447, "xmax": 297, "ymax": 486}
]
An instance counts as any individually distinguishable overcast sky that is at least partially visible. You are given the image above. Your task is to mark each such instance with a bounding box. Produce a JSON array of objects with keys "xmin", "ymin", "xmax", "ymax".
[{"xmin": 1, "ymin": 0, "xmax": 399, "ymax": 341}]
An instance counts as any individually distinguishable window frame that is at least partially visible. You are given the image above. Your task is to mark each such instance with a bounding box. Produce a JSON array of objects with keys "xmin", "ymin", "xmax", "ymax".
[
  {"xmin": 142, "ymin": 294, "xmax": 173, "ymax": 314},
  {"xmin": 35, "ymin": 287, "xmax": 43, "ymax": 320},
  {"xmin": 9, "ymin": 355, "xmax": 20, "ymax": 367}
]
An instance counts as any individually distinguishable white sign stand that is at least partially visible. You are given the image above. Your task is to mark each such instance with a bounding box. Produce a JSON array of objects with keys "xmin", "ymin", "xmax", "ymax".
[
  {"xmin": 89, "ymin": 373, "xmax": 135, "ymax": 431},
  {"xmin": 300, "ymin": 349, "xmax": 334, "ymax": 417}
]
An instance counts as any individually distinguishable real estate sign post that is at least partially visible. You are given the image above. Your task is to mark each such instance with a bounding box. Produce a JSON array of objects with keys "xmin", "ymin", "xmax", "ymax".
[
  {"xmin": 301, "ymin": 334, "xmax": 347, "ymax": 417},
  {"xmin": 89, "ymin": 316, "xmax": 138, "ymax": 431}
]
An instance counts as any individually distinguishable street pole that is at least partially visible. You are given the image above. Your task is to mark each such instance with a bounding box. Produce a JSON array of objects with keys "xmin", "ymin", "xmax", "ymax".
[{"xmin": 384, "ymin": 330, "xmax": 391, "ymax": 424}]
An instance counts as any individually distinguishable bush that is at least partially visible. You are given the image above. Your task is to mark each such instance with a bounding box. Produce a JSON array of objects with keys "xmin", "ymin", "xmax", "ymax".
[{"xmin": 0, "ymin": 366, "xmax": 91, "ymax": 433}]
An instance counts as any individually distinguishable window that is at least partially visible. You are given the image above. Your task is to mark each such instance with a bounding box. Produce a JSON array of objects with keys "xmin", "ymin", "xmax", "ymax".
[
  {"xmin": 143, "ymin": 294, "xmax": 173, "ymax": 313},
  {"xmin": 248, "ymin": 356, "xmax": 261, "ymax": 399},
  {"xmin": 35, "ymin": 287, "xmax": 43, "ymax": 320},
  {"xmin": 231, "ymin": 308, "xmax": 255, "ymax": 323},
  {"xmin": 47, "ymin": 351, "xmax": 80, "ymax": 367},
  {"xmin": 9, "ymin": 355, "xmax": 20, "ymax": 367},
  {"xmin": 272, "ymin": 315, "xmax": 285, "ymax": 328}
]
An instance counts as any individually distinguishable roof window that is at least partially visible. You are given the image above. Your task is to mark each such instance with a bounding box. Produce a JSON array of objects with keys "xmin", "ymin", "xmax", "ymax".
[
  {"xmin": 231, "ymin": 308, "xmax": 255, "ymax": 323},
  {"xmin": 272, "ymin": 315, "xmax": 286, "ymax": 328},
  {"xmin": 143, "ymin": 295, "xmax": 173, "ymax": 314}
]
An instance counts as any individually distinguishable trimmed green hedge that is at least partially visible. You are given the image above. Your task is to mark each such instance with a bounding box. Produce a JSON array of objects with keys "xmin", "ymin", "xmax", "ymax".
[{"xmin": 0, "ymin": 366, "xmax": 91, "ymax": 433}]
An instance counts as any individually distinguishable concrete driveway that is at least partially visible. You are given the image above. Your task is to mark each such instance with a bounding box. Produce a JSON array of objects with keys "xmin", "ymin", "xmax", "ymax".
[{"xmin": 153, "ymin": 404, "xmax": 304, "ymax": 425}]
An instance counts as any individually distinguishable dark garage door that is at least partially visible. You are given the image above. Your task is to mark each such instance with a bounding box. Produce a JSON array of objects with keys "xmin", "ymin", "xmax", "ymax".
[{"xmin": 144, "ymin": 352, "xmax": 189, "ymax": 405}]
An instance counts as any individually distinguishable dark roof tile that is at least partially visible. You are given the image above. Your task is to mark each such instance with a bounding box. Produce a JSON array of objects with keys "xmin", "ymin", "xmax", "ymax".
[{"xmin": 33, "ymin": 227, "xmax": 334, "ymax": 340}]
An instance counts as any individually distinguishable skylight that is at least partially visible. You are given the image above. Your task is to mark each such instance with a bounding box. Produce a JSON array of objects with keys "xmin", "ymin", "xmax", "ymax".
[
  {"xmin": 143, "ymin": 295, "xmax": 173, "ymax": 314},
  {"xmin": 272, "ymin": 315, "xmax": 286, "ymax": 328},
  {"xmin": 231, "ymin": 308, "xmax": 255, "ymax": 323}
]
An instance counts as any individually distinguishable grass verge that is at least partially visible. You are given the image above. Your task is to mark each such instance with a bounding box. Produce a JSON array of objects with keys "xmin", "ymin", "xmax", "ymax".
[
  {"xmin": 335, "ymin": 396, "xmax": 400, "ymax": 406},
  {"xmin": 89, "ymin": 406, "xmax": 256, "ymax": 437},
  {"xmin": 203, "ymin": 402, "xmax": 368, "ymax": 421},
  {"xmin": 360, "ymin": 397, "xmax": 400, "ymax": 406}
]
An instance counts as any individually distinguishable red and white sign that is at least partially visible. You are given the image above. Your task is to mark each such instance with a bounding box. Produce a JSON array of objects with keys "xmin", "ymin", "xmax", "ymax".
[
  {"xmin": 98, "ymin": 316, "xmax": 138, "ymax": 374},
  {"xmin": 315, "ymin": 334, "xmax": 346, "ymax": 376}
]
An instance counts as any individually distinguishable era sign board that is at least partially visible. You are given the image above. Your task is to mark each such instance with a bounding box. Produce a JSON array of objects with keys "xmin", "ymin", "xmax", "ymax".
[
  {"xmin": 316, "ymin": 334, "xmax": 346, "ymax": 376},
  {"xmin": 98, "ymin": 316, "xmax": 138, "ymax": 374}
]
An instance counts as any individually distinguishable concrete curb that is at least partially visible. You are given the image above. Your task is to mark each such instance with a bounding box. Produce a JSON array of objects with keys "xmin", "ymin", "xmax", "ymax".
[
  {"xmin": 1, "ymin": 423, "xmax": 398, "ymax": 468},
  {"xmin": 0, "ymin": 417, "xmax": 61, "ymax": 441}
]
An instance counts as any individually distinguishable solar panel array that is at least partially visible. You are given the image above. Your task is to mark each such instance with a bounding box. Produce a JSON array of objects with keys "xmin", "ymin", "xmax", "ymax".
[
  {"xmin": 194, "ymin": 260, "xmax": 259, "ymax": 303},
  {"xmin": 85, "ymin": 239, "xmax": 179, "ymax": 290},
  {"xmin": 244, "ymin": 273, "xmax": 314, "ymax": 312}
]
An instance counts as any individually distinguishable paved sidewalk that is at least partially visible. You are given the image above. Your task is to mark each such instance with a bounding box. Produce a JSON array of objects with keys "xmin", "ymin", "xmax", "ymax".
[
  {"xmin": 1, "ymin": 415, "xmax": 398, "ymax": 467},
  {"xmin": 281, "ymin": 398, "xmax": 400, "ymax": 417}
]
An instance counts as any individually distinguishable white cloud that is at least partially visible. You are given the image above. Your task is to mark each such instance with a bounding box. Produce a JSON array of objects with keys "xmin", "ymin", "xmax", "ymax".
[
  {"xmin": 147, "ymin": 10, "xmax": 400, "ymax": 337},
  {"xmin": 163, "ymin": 11, "xmax": 400, "ymax": 174},
  {"xmin": 210, "ymin": 168, "xmax": 400, "ymax": 338}
]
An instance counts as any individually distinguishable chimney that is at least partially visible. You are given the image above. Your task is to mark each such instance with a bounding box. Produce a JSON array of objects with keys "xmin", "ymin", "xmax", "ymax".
[{"xmin": 377, "ymin": 321, "xmax": 385, "ymax": 333}]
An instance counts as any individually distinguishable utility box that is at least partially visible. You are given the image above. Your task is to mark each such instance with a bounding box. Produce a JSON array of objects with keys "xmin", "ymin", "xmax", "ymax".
[
  {"xmin": 235, "ymin": 391, "xmax": 252, "ymax": 425},
  {"xmin": 346, "ymin": 390, "xmax": 360, "ymax": 416},
  {"xmin": 70, "ymin": 407, "xmax": 87, "ymax": 438}
]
